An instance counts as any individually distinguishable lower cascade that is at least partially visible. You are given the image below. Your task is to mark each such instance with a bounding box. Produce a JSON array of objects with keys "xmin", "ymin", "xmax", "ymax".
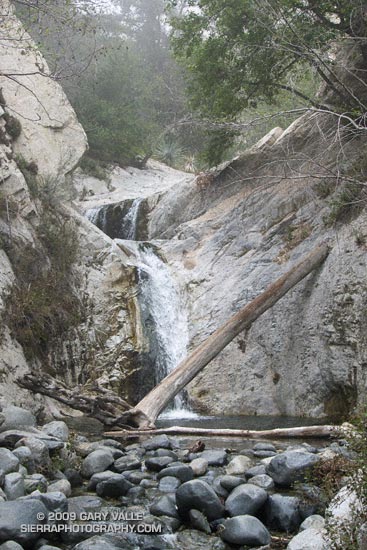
[{"xmin": 86, "ymin": 200, "xmax": 196, "ymax": 418}]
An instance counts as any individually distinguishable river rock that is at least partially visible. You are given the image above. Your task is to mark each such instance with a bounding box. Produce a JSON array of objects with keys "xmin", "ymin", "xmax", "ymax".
[
  {"xmin": 266, "ymin": 451, "xmax": 320, "ymax": 487},
  {"xmin": 114, "ymin": 455, "xmax": 141, "ymax": 472},
  {"xmin": 33, "ymin": 491, "xmax": 68, "ymax": 514},
  {"xmin": 189, "ymin": 509, "xmax": 211, "ymax": 534},
  {"xmin": 245, "ymin": 464, "xmax": 267, "ymax": 478},
  {"xmin": 145, "ymin": 456, "xmax": 174, "ymax": 472},
  {"xmin": 157, "ymin": 463, "xmax": 193, "ymax": 482},
  {"xmin": 3, "ymin": 473, "xmax": 24, "ymax": 501},
  {"xmin": 327, "ymin": 485, "xmax": 363, "ymax": 522},
  {"xmin": 253, "ymin": 450, "xmax": 277, "ymax": 458},
  {"xmin": 126, "ymin": 471, "xmax": 151, "ymax": 485},
  {"xmin": 212, "ymin": 478, "xmax": 229, "ymax": 498},
  {"xmin": 263, "ymin": 494, "xmax": 301, "ymax": 532},
  {"xmin": 150, "ymin": 495, "xmax": 179, "ymax": 519},
  {"xmin": 24, "ymin": 473, "xmax": 48, "ymax": 493},
  {"xmin": 0, "ymin": 542, "xmax": 24, "ymax": 550},
  {"xmin": 88, "ymin": 471, "xmax": 117, "ymax": 490},
  {"xmin": 71, "ymin": 535, "xmax": 122, "ymax": 549},
  {"xmin": 176, "ymin": 529, "xmax": 226, "ymax": 550},
  {"xmin": 176, "ymin": 480, "xmax": 225, "ymax": 521},
  {"xmin": 67, "ymin": 495, "xmax": 104, "ymax": 518},
  {"xmin": 226, "ymin": 455, "xmax": 252, "ymax": 475},
  {"xmin": 219, "ymin": 475, "xmax": 245, "ymax": 491},
  {"xmin": 200, "ymin": 450, "xmax": 227, "ymax": 466},
  {"xmin": 47, "ymin": 479, "xmax": 71, "ymax": 497},
  {"xmin": 248, "ymin": 473, "xmax": 275, "ymax": 490},
  {"xmin": 253, "ymin": 442, "xmax": 277, "ymax": 452},
  {"xmin": 189, "ymin": 458, "xmax": 208, "ymax": 476},
  {"xmin": 220, "ymin": 515, "xmax": 271, "ymax": 546},
  {"xmin": 287, "ymin": 527, "xmax": 326, "ymax": 549},
  {"xmin": 142, "ymin": 435, "xmax": 172, "ymax": 451},
  {"xmin": 300, "ymin": 514, "xmax": 325, "ymax": 531},
  {"xmin": 15, "ymin": 437, "xmax": 50, "ymax": 469},
  {"xmin": 225, "ymin": 484, "xmax": 268, "ymax": 517},
  {"xmin": 0, "ymin": 449, "xmax": 19, "ymax": 474},
  {"xmin": 11, "ymin": 446, "xmax": 33, "ymax": 469},
  {"xmin": 96, "ymin": 475, "xmax": 134, "ymax": 498},
  {"xmin": 81, "ymin": 449, "xmax": 114, "ymax": 478},
  {"xmin": 64, "ymin": 468, "xmax": 83, "ymax": 488},
  {"xmin": 0, "ymin": 407, "xmax": 36, "ymax": 433},
  {"xmin": 41, "ymin": 421, "xmax": 69, "ymax": 442},
  {"xmin": 158, "ymin": 476, "xmax": 181, "ymax": 493},
  {"xmin": 0, "ymin": 500, "xmax": 48, "ymax": 545}
]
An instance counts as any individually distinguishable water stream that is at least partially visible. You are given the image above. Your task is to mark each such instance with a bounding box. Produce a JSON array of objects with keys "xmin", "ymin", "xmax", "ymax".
[{"xmin": 85, "ymin": 200, "xmax": 196, "ymax": 418}]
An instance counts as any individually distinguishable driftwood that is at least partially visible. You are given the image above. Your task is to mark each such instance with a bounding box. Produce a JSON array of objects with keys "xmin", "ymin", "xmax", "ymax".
[
  {"xmin": 119, "ymin": 242, "xmax": 330, "ymax": 429},
  {"xmin": 17, "ymin": 374, "xmax": 132, "ymax": 427},
  {"xmin": 103, "ymin": 424, "xmax": 338, "ymax": 440}
]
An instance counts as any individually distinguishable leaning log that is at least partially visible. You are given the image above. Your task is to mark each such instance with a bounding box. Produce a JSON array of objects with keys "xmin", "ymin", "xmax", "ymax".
[
  {"xmin": 104, "ymin": 424, "xmax": 338, "ymax": 440},
  {"xmin": 119, "ymin": 242, "xmax": 330, "ymax": 429}
]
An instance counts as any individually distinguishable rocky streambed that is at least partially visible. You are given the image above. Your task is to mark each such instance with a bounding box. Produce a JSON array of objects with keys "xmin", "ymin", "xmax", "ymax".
[{"xmin": 0, "ymin": 406, "xmax": 364, "ymax": 550}]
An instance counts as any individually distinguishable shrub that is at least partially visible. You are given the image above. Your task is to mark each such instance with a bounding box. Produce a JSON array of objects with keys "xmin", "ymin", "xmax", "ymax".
[
  {"xmin": 79, "ymin": 155, "xmax": 109, "ymax": 180},
  {"xmin": 4, "ymin": 113, "xmax": 22, "ymax": 140}
]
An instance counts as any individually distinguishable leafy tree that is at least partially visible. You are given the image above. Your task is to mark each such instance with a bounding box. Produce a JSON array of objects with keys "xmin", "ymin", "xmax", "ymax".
[{"xmin": 169, "ymin": 0, "xmax": 367, "ymax": 118}]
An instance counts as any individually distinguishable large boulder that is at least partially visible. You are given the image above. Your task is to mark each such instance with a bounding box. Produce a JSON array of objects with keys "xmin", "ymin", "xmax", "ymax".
[
  {"xmin": 287, "ymin": 527, "xmax": 326, "ymax": 550},
  {"xmin": 0, "ymin": 500, "xmax": 48, "ymax": 545},
  {"xmin": 41, "ymin": 421, "xmax": 69, "ymax": 442},
  {"xmin": 225, "ymin": 484, "xmax": 268, "ymax": 517},
  {"xmin": 226, "ymin": 456, "xmax": 252, "ymax": 475},
  {"xmin": 0, "ymin": 407, "xmax": 36, "ymax": 433},
  {"xmin": 176, "ymin": 480, "xmax": 225, "ymax": 521},
  {"xmin": 0, "ymin": 449, "xmax": 19, "ymax": 474},
  {"xmin": 266, "ymin": 451, "xmax": 320, "ymax": 487},
  {"xmin": 263, "ymin": 494, "xmax": 301, "ymax": 532},
  {"xmin": 81, "ymin": 449, "xmax": 114, "ymax": 478},
  {"xmin": 220, "ymin": 515, "xmax": 271, "ymax": 546}
]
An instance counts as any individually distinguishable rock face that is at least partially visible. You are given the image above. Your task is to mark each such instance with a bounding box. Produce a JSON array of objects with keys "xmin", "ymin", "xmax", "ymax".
[{"xmin": 0, "ymin": 1, "xmax": 87, "ymax": 177}]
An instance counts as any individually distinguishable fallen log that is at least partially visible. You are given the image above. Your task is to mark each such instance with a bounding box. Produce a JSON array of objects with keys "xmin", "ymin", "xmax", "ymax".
[
  {"xmin": 118, "ymin": 242, "xmax": 330, "ymax": 428},
  {"xmin": 17, "ymin": 374, "xmax": 132, "ymax": 427},
  {"xmin": 104, "ymin": 424, "xmax": 338, "ymax": 440}
]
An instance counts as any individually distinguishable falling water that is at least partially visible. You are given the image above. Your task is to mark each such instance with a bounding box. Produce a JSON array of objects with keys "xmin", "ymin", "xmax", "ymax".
[
  {"xmin": 120, "ymin": 198, "xmax": 142, "ymax": 240},
  {"xmin": 85, "ymin": 205, "xmax": 108, "ymax": 233},
  {"xmin": 132, "ymin": 244, "xmax": 196, "ymax": 417}
]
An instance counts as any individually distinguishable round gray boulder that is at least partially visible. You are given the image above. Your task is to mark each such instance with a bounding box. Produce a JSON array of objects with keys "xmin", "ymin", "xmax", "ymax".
[
  {"xmin": 220, "ymin": 515, "xmax": 271, "ymax": 546},
  {"xmin": 266, "ymin": 451, "xmax": 320, "ymax": 487},
  {"xmin": 225, "ymin": 483, "xmax": 268, "ymax": 517},
  {"xmin": 264, "ymin": 494, "xmax": 301, "ymax": 532},
  {"xmin": 81, "ymin": 449, "xmax": 114, "ymax": 478},
  {"xmin": 0, "ymin": 500, "xmax": 48, "ymax": 545},
  {"xmin": 176, "ymin": 479, "xmax": 225, "ymax": 521}
]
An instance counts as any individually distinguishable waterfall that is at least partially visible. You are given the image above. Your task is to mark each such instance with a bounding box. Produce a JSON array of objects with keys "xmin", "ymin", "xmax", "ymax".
[
  {"xmin": 85, "ymin": 205, "xmax": 108, "ymax": 233},
  {"xmin": 133, "ymin": 244, "xmax": 196, "ymax": 418},
  {"xmin": 120, "ymin": 198, "xmax": 142, "ymax": 240}
]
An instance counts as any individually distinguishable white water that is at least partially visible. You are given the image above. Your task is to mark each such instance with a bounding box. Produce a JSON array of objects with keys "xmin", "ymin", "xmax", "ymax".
[
  {"xmin": 85, "ymin": 205, "xmax": 108, "ymax": 232},
  {"xmin": 121, "ymin": 198, "xmax": 142, "ymax": 240},
  {"xmin": 133, "ymin": 245, "xmax": 196, "ymax": 417}
]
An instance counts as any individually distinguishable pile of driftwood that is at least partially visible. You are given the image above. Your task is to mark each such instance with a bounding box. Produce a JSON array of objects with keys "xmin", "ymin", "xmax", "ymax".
[{"xmin": 18, "ymin": 243, "xmax": 336, "ymax": 439}]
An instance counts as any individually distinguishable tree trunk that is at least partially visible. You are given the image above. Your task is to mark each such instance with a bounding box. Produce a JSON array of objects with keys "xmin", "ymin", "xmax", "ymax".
[
  {"xmin": 120, "ymin": 242, "xmax": 329, "ymax": 428},
  {"xmin": 104, "ymin": 424, "xmax": 337, "ymax": 440}
]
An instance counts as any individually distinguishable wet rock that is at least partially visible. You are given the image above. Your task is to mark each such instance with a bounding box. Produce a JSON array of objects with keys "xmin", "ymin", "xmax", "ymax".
[
  {"xmin": 248, "ymin": 474, "xmax": 274, "ymax": 490},
  {"xmin": 176, "ymin": 479, "xmax": 225, "ymax": 521},
  {"xmin": 126, "ymin": 471, "xmax": 151, "ymax": 485},
  {"xmin": 24, "ymin": 473, "xmax": 48, "ymax": 494},
  {"xmin": 33, "ymin": 491, "xmax": 68, "ymax": 514},
  {"xmin": 142, "ymin": 435, "xmax": 172, "ymax": 451},
  {"xmin": 145, "ymin": 456, "xmax": 174, "ymax": 472},
  {"xmin": 0, "ymin": 407, "xmax": 36, "ymax": 433},
  {"xmin": 96, "ymin": 475, "xmax": 134, "ymax": 498},
  {"xmin": 3, "ymin": 473, "xmax": 24, "ymax": 500},
  {"xmin": 212, "ymin": 478, "xmax": 229, "ymax": 498},
  {"xmin": 200, "ymin": 450, "xmax": 227, "ymax": 466},
  {"xmin": 47, "ymin": 479, "xmax": 71, "ymax": 497},
  {"xmin": 226, "ymin": 455, "xmax": 252, "ymax": 475},
  {"xmin": 150, "ymin": 495, "xmax": 179, "ymax": 519},
  {"xmin": 126, "ymin": 486, "xmax": 145, "ymax": 501},
  {"xmin": 176, "ymin": 529, "xmax": 226, "ymax": 550},
  {"xmin": 148, "ymin": 449, "xmax": 178, "ymax": 459},
  {"xmin": 0, "ymin": 449, "xmax": 19, "ymax": 474},
  {"xmin": 253, "ymin": 443, "xmax": 277, "ymax": 452},
  {"xmin": 189, "ymin": 458, "xmax": 208, "ymax": 476},
  {"xmin": 225, "ymin": 484, "xmax": 268, "ymax": 517},
  {"xmin": 158, "ymin": 476, "xmax": 181, "ymax": 492},
  {"xmin": 0, "ymin": 500, "xmax": 48, "ymax": 545},
  {"xmin": 299, "ymin": 514, "xmax": 325, "ymax": 531},
  {"xmin": 114, "ymin": 455, "xmax": 141, "ymax": 473},
  {"xmin": 287, "ymin": 527, "xmax": 325, "ymax": 549},
  {"xmin": 246, "ymin": 464, "xmax": 266, "ymax": 478},
  {"xmin": 263, "ymin": 494, "xmax": 301, "ymax": 532},
  {"xmin": 266, "ymin": 451, "xmax": 320, "ymax": 487},
  {"xmin": 189, "ymin": 509, "xmax": 211, "ymax": 534},
  {"xmin": 157, "ymin": 463, "xmax": 193, "ymax": 483},
  {"xmin": 219, "ymin": 475, "xmax": 245, "ymax": 492},
  {"xmin": 253, "ymin": 450, "xmax": 277, "ymax": 458},
  {"xmin": 81, "ymin": 449, "xmax": 114, "ymax": 478},
  {"xmin": 42, "ymin": 421, "xmax": 69, "ymax": 442},
  {"xmin": 220, "ymin": 515, "xmax": 271, "ymax": 546}
]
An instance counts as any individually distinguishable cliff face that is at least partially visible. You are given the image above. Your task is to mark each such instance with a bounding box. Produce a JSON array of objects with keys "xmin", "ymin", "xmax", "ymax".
[
  {"xmin": 0, "ymin": 4, "xmax": 141, "ymax": 414},
  {"xmin": 147, "ymin": 113, "xmax": 367, "ymax": 419}
]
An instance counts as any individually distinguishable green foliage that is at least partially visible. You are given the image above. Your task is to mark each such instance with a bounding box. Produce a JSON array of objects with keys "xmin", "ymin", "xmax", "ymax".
[
  {"xmin": 5, "ymin": 176, "xmax": 82, "ymax": 360},
  {"xmin": 155, "ymin": 138, "xmax": 185, "ymax": 167},
  {"xmin": 79, "ymin": 155, "xmax": 109, "ymax": 180},
  {"xmin": 3, "ymin": 114, "xmax": 22, "ymax": 141}
]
